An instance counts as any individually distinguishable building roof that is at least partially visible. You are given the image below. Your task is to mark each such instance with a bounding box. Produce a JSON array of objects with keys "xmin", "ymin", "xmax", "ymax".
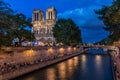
[{"xmin": 33, "ymin": 9, "xmax": 44, "ymax": 13}]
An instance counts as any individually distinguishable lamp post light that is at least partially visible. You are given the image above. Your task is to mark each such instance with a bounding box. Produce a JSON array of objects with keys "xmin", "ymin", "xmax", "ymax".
[
  {"xmin": 67, "ymin": 47, "xmax": 72, "ymax": 54},
  {"xmin": 73, "ymin": 47, "xmax": 77, "ymax": 53},
  {"xmin": 59, "ymin": 47, "xmax": 65, "ymax": 56}
]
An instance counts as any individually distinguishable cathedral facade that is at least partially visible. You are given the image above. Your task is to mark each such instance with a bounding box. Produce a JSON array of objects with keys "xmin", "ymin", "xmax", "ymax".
[{"xmin": 32, "ymin": 7, "xmax": 57, "ymax": 44}]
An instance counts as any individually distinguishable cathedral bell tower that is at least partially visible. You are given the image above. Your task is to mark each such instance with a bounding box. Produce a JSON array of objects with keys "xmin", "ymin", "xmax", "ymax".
[{"xmin": 32, "ymin": 7, "xmax": 57, "ymax": 45}]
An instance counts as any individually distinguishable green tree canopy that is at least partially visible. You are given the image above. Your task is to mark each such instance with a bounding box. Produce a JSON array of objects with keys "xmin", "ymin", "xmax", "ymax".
[
  {"xmin": 53, "ymin": 18, "xmax": 82, "ymax": 46},
  {"xmin": 0, "ymin": 0, "xmax": 34, "ymax": 46},
  {"xmin": 0, "ymin": 0, "xmax": 14, "ymax": 31},
  {"xmin": 95, "ymin": 0, "xmax": 120, "ymax": 44}
]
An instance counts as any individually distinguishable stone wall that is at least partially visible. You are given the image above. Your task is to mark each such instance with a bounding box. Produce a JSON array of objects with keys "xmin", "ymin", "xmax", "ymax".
[
  {"xmin": 0, "ymin": 47, "xmax": 84, "ymax": 80},
  {"xmin": 111, "ymin": 50, "xmax": 120, "ymax": 80}
]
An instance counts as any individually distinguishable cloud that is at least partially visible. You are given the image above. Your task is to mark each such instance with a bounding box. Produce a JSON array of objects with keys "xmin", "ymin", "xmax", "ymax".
[
  {"xmin": 58, "ymin": 5, "xmax": 110, "ymax": 43},
  {"xmin": 5, "ymin": 0, "xmax": 113, "ymax": 43},
  {"xmin": 50, "ymin": 0, "xmax": 113, "ymax": 13},
  {"xmin": 58, "ymin": 6, "xmax": 99, "ymax": 25}
]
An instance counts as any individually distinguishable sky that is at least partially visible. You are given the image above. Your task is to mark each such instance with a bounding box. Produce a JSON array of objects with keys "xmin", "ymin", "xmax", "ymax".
[{"xmin": 5, "ymin": 0, "xmax": 113, "ymax": 43}]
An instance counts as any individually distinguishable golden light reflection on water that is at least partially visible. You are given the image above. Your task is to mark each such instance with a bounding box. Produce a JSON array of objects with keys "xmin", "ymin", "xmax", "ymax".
[
  {"xmin": 67, "ymin": 59, "xmax": 74, "ymax": 76},
  {"xmin": 96, "ymin": 55, "xmax": 101, "ymax": 61},
  {"xmin": 57, "ymin": 57, "xmax": 79, "ymax": 79},
  {"xmin": 73, "ymin": 57, "xmax": 79, "ymax": 68},
  {"xmin": 58, "ymin": 62, "xmax": 66, "ymax": 78},
  {"xmin": 25, "ymin": 77, "xmax": 35, "ymax": 80},
  {"xmin": 81, "ymin": 55, "xmax": 87, "ymax": 70},
  {"xmin": 14, "ymin": 54, "xmax": 112, "ymax": 80},
  {"xmin": 82, "ymin": 55, "xmax": 86, "ymax": 63},
  {"xmin": 95, "ymin": 55, "xmax": 102, "ymax": 67},
  {"xmin": 46, "ymin": 68, "xmax": 56, "ymax": 80}
]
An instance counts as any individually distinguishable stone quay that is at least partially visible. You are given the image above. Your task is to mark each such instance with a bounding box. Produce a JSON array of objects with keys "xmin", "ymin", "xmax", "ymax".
[{"xmin": 0, "ymin": 46, "xmax": 85, "ymax": 80}]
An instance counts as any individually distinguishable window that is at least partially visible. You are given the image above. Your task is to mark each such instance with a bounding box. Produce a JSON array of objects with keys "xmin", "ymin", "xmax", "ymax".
[
  {"xmin": 36, "ymin": 13, "xmax": 39, "ymax": 21},
  {"xmin": 51, "ymin": 12, "xmax": 52, "ymax": 19},
  {"xmin": 49, "ymin": 12, "xmax": 50, "ymax": 20},
  {"xmin": 34, "ymin": 13, "xmax": 36, "ymax": 21}
]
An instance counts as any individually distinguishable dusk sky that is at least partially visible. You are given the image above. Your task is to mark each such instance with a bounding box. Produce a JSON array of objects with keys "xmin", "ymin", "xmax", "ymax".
[{"xmin": 5, "ymin": 0, "xmax": 113, "ymax": 43}]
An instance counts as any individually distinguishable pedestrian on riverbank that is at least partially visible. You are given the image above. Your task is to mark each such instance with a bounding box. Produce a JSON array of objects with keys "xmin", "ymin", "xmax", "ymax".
[{"xmin": 13, "ymin": 37, "xmax": 19, "ymax": 47}]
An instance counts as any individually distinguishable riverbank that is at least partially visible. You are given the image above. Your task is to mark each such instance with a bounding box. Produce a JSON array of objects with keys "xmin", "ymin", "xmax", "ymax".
[
  {"xmin": 0, "ymin": 46, "xmax": 85, "ymax": 80},
  {"xmin": 111, "ymin": 51, "xmax": 120, "ymax": 80}
]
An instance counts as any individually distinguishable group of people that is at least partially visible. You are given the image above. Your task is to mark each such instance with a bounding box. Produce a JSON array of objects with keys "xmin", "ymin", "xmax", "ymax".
[
  {"xmin": 0, "ymin": 53, "xmax": 64, "ymax": 74},
  {"xmin": 12, "ymin": 37, "xmax": 28, "ymax": 47}
]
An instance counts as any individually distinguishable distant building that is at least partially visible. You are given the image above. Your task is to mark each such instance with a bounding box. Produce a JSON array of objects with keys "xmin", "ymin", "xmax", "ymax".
[{"xmin": 32, "ymin": 7, "xmax": 57, "ymax": 44}]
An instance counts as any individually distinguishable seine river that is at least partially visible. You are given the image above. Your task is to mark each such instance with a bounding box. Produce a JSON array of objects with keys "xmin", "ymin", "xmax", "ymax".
[{"xmin": 14, "ymin": 53, "xmax": 114, "ymax": 80}]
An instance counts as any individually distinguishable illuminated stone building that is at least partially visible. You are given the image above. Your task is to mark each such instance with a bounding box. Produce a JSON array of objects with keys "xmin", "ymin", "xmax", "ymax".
[{"xmin": 32, "ymin": 7, "xmax": 57, "ymax": 44}]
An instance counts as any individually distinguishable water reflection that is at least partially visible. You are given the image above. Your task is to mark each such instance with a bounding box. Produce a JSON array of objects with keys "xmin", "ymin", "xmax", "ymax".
[
  {"xmin": 46, "ymin": 68, "xmax": 56, "ymax": 80},
  {"xmin": 82, "ymin": 55, "xmax": 86, "ymax": 63},
  {"xmin": 95, "ymin": 55, "xmax": 101, "ymax": 66},
  {"xmin": 73, "ymin": 57, "xmax": 79, "ymax": 68},
  {"xmin": 95, "ymin": 55, "xmax": 103, "ymax": 78},
  {"xmin": 14, "ymin": 54, "xmax": 113, "ymax": 80},
  {"xmin": 81, "ymin": 54, "xmax": 87, "ymax": 71},
  {"xmin": 25, "ymin": 77, "xmax": 35, "ymax": 80},
  {"xmin": 58, "ymin": 62, "xmax": 67, "ymax": 79},
  {"xmin": 67, "ymin": 59, "xmax": 74, "ymax": 76}
]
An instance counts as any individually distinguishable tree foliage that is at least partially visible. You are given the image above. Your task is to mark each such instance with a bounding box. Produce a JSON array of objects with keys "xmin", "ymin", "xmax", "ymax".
[
  {"xmin": 0, "ymin": 0, "xmax": 14, "ymax": 30},
  {"xmin": 95, "ymin": 0, "xmax": 120, "ymax": 44},
  {"xmin": 0, "ymin": 0, "xmax": 34, "ymax": 46},
  {"xmin": 53, "ymin": 18, "xmax": 82, "ymax": 46}
]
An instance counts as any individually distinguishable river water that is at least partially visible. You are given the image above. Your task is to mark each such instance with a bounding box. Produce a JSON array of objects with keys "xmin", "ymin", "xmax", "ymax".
[{"xmin": 14, "ymin": 54, "xmax": 113, "ymax": 80}]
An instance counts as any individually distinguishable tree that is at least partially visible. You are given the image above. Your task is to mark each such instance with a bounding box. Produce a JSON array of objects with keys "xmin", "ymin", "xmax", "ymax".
[
  {"xmin": 0, "ymin": 0, "xmax": 14, "ymax": 32},
  {"xmin": 0, "ymin": 0, "xmax": 34, "ymax": 46},
  {"xmin": 53, "ymin": 18, "xmax": 82, "ymax": 46},
  {"xmin": 10, "ymin": 13, "xmax": 33, "ymax": 43},
  {"xmin": 95, "ymin": 0, "xmax": 120, "ymax": 44}
]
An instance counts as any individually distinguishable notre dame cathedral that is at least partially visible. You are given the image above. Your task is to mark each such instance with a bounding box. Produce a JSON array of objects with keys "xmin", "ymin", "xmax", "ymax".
[{"xmin": 32, "ymin": 7, "xmax": 57, "ymax": 44}]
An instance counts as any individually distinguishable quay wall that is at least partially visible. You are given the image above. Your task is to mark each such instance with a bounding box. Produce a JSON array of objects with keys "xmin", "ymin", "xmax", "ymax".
[
  {"xmin": 112, "ymin": 56, "xmax": 120, "ymax": 80},
  {"xmin": 0, "ymin": 47, "xmax": 85, "ymax": 80},
  {"xmin": 111, "ymin": 50, "xmax": 120, "ymax": 80}
]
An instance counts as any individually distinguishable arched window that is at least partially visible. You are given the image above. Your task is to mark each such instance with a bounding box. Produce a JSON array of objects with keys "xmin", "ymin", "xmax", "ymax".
[
  {"xmin": 51, "ymin": 12, "xmax": 52, "ymax": 19},
  {"xmin": 34, "ymin": 13, "xmax": 36, "ymax": 21}
]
